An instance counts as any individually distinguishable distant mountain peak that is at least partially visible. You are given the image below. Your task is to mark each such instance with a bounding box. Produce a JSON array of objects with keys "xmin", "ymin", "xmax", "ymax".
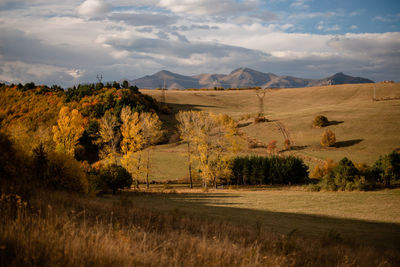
[{"xmin": 129, "ymin": 69, "xmax": 374, "ymax": 89}]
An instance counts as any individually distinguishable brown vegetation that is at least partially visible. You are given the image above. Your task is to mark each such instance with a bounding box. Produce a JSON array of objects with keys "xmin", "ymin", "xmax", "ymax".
[{"xmin": 1, "ymin": 190, "xmax": 399, "ymax": 266}]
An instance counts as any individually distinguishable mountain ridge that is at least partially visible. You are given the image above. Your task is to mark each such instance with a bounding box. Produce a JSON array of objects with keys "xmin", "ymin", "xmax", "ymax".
[{"xmin": 129, "ymin": 68, "xmax": 374, "ymax": 89}]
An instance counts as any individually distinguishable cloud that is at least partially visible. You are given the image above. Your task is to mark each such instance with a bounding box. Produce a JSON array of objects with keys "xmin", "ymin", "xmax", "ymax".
[
  {"xmin": 290, "ymin": 0, "xmax": 311, "ymax": 10},
  {"xmin": 157, "ymin": 0, "xmax": 258, "ymax": 16},
  {"xmin": 327, "ymin": 32, "xmax": 400, "ymax": 61},
  {"xmin": 0, "ymin": 60, "xmax": 81, "ymax": 85},
  {"xmin": 0, "ymin": 27, "xmax": 114, "ymax": 68},
  {"xmin": 316, "ymin": 21, "xmax": 341, "ymax": 32},
  {"xmin": 76, "ymin": 0, "xmax": 112, "ymax": 18},
  {"xmin": 108, "ymin": 12, "xmax": 178, "ymax": 26},
  {"xmin": 373, "ymin": 14, "xmax": 400, "ymax": 23}
]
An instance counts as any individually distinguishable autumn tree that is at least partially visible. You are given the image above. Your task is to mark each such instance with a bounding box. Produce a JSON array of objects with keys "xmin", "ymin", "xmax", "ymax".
[
  {"xmin": 120, "ymin": 106, "xmax": 144, "ymax": 188},
  {"xmin": 176, "ymin": 110, "xmax": 195, "ymax": 188},
  {"xmin": 139, "ymin": 112, "xmax": 163, "ymax": 189},
  {"xmin": 98, "ymin": 112, "xmax": 120, "ymax": 164},
  {"xmin": 321, "ymin": 129, "xmax": 336, "ymax": 147},
  {"xmin": 180, "ymin": 111, "xmax": 240, "ymax": 189},
  {"xmin": 52, "ymin": 106, "xmax": 87, "ymax": 155}
]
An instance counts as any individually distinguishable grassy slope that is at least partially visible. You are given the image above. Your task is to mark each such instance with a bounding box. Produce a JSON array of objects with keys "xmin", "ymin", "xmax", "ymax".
[
  {"xmin": 126, "ymin": 188, "xmax": 400, "ymax": 249},
  {"xmin": 144, "ymin": 83, "xmax": 400, "ymax": 172}
]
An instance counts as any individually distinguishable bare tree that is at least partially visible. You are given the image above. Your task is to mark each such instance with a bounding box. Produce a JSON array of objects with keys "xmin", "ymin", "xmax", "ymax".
[{"xmin": 255, "ymin": 89, "xmax": 266, "ymax": 117}]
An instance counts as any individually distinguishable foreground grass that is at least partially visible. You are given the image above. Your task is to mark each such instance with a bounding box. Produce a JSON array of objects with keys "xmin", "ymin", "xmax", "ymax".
[
  {"xmin": 1, "ymin": 190, "xmax": 400, "ymax": 266},
  {"xmin": 125, "ymin": 187, "xmax": 400, "ymax": 250},
  {"xmin": 1, "ymin": 189, "xmax": 400, "ymax": 266}
]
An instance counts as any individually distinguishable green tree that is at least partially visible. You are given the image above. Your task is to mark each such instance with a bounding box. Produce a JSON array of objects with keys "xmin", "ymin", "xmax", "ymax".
[
  {"xmin": 99, "ymin": 164, "xmax": 132, "ymax": 194},
  {"xmin": 373, "ymin": 151, "xmax": 400, "ymax": 187},
  {"xmin": 332, "ymin": 157, "xmax": 358, "ymax": 190}
]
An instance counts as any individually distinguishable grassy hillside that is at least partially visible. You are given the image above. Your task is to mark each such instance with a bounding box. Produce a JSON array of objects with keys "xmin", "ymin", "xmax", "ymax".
[{"xmin": 143, "ymin": 83, "xmax": 400, "ymax": 170}]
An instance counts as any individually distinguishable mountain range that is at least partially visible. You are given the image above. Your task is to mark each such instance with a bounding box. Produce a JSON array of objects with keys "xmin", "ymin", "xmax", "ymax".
[{"xmin": 129, "ymin": 68, "xmax": 374, "ymax": 89}]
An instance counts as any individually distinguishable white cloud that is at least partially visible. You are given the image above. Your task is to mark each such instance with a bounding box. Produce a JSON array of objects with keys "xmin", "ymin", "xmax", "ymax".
[
  {"xmin": 0, "ymin": 60, "xmax": 80, "ymax": 85},
  {"xmin": 316, "ymin": 21, "xmax": 341, "ymax": 32},
  {"xmin": 158, "ymin": 0, "xmax": 258, "ymax": 16},
  {"xmin": 290, "ymin": 0, "xmax": 311, "ymax": 9},
  {"xmin": 76, "ymin": 0, "xmax": 112, "ymax": 18}
]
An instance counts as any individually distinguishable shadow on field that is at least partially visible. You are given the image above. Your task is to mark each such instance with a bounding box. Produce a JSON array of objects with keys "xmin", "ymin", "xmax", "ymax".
[
  {"xmin": 290, "ymin": 145, "xmax": 309, "ymax": 151},
  {"xmin": 126, "ymin": 192, "xmax": 400, "ymax": 250},
  {"xmin": 237, "ymin": 122, "xmax": 252, "ymax": 128},
  {"xmin": 327, "ymin": 120, "xmax": 344, "ymax": 126},
  {"xmin": 335, "ymin": 139, "xmax": 363, "ymax": 148}
]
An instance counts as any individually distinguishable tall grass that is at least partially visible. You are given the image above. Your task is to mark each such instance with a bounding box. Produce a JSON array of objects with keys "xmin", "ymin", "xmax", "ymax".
[{"xmin": 1, "ymin": 191, "xmax": 399, "ymax": 266}]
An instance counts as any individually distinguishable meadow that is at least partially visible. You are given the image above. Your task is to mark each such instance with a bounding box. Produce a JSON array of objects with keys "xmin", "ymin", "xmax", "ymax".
[
  {"xmin": 143, "ymin": 82, "xmax": 400, "ymax": 175},
  {"xmin": 2, "ymin": 188, "xmax": 400, "ymax": 266}
]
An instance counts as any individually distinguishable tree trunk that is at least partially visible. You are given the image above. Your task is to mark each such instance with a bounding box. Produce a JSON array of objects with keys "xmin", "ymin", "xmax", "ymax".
[
  {"xmin": 187, "ymin": 142, "xmax": 192, "ymax": 189},
  {"xmin": 385, "ymin": 176, "xmax": 391, "ymax": 188},
  {"xmin": 146, "ymin": 149, "xmax": 150, "ymax": 189}
]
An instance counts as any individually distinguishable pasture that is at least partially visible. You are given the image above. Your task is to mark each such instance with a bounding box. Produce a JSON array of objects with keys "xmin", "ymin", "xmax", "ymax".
[{"xmin": 142, "ymin": 83, "xmax": 400, "ymax": 182}]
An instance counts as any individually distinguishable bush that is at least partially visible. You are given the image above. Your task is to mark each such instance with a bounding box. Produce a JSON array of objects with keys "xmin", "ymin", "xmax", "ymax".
[
  {"xmin": 321, "ymin": 129, "xmax": 336, "ymax": 147},
  {"xmin": 0, "ymin": 132, "xmax": 32, "ymax": 197},
  {"xmin": 47, "ymin": 153, "xmax": 89, "ymax": 194},
  {"xmin": 313, "ymin": 115, "xmax": 329, "ymax": 127},
  {"xmin": 254, "ymin": 117, "xmax": 267, "ymax": 124},
  {"xmin": 99, "ymin": 164, "xmax": 132, "ymax": 194}
]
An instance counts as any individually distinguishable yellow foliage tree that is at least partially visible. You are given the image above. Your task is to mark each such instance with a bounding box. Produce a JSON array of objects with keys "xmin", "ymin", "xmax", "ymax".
[
  {"xmin": 140, "ymin": 112, "xmax": 163, "ymax": 189},
  {"xmin": 176, "ymin": 110, "xmax": 196, "ymax": 188},
  {"xmin": 98, "ymin": 112, "xmax": 120, "ymax": 164},
  {"xmin": 120, "ymin": 107, "xmax": 144, "ymax": 188},
  {"xmin": 180, "ymin": 111, "xmax": 240, "ymax": 189},
  {"xmin": 321, "ymin": 129, "xmax": 336, "ymax": 147},
  {"xmin": 52, "ymin": 106, "xmax": 87, "ymax": 155}
]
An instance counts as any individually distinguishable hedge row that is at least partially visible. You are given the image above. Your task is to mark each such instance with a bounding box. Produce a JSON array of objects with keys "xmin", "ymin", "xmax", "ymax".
[{"xmin": 229, "ymin": 155, "xmax": 309, "ymax": 185}]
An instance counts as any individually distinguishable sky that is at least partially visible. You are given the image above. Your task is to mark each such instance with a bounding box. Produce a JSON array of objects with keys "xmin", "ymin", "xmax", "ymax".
[{"xmin": 0, "ymin": 0, "xmax": 399, "ymax": 87}]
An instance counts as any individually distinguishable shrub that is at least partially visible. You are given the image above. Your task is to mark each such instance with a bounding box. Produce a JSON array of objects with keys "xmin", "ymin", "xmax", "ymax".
[
  {"xmin": 313, "ymin": 115, "xmax": 329, "ymax": 127},
  {"xmin": 254, "ymin": 117, "xmax": 267, "ymax": 124},
  {"xmin": 321, "ymin": 129, "xmax": 336, "ymax": 147},
  {"xmin": 47, "ymin": 152, "xmax": 89, "ymax": 194},
  {"xmin": 284, "ymin": 139, "xmax": 291, "ymax": 150},
  {"xmin": 267, "ymin": 140, "xmax": 277, "ymax": 154},
  {"xmin": 99, "ymin": 164, "xmax": 132, "ymax": 194}
]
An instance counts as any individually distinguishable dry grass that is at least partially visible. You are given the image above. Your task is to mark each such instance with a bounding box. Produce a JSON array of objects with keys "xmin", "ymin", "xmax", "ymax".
[
  {"xmin": 2, "ymin": 190, "xmax": 400, "ymax": 266},
  {"xmin": 142, "ymin": 83, "xmax": 400, "ymax": 167}
]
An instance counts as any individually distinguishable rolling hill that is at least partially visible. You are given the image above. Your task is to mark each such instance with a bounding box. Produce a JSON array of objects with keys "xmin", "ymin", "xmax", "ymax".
[{"xmin": 130, "ymin": 68, "xmax": 374, "ymax": 89}]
